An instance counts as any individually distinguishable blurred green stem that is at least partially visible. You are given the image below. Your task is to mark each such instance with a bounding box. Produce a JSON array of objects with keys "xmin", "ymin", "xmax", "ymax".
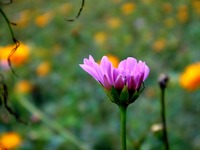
[
  {"xmin": 16, "ymin": 94, "xmax": 90, "ymax": 150},
  {"xmin": 160, "ymin": 88, "xmax": 169, "ymax": 150},
  {"xmin": 119, "ymin": 105, "xmax": 127, "ymax": 150},
  {"xmin": 0, "ymin": 8, "xmax": 15, "ymax": 38}
]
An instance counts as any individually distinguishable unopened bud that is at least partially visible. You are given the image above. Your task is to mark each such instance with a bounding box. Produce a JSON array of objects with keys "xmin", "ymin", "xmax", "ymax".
[{"xmin": 158, "ymin": 74, "xmax": 169, "ymax": 89}]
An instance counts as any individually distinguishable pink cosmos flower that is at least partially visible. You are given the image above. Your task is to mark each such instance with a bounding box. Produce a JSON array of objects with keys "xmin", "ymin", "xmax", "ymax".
[{"xmin": 80, "ymin": 55, "xmax": 150, "ymax": 92}]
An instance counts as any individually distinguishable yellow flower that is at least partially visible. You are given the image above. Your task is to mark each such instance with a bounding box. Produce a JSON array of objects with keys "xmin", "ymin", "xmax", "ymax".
[
  {"xmin": 15, "ymin": 80, "xmax": 33, "ymax": 94},
  {"xmin": 192, "ymin": 0, "xmax": 200, "ymax": 14},
  {"xmin": 106, "ymin": 54, "xmax": 119, "ymax": 68},
  {"xmin": 179, "ymin": 62, "xmax": 200, "ymax": 91},
  {"xmin": 35, "ymin": 11, "xmax": 52, "ymax": 27},
  {"xmin": 177, "ymin": 5, "xmax": 188, "ymax": 23},
  {"xmin": 106, "ymin": 17, "xmax": 121, "ymax": 29},
  {"xmin": 162, "ymin": 3, "xmax": 173, "ymax": 13},
  {"xmin": 0, "ymin": 132, "xmax": 22, "ymax": 149},
  {"xmin": 94, "ymin": 31, "xmax": 108, "ymax": 45},
  {"xmin": 152, "ymin": 39, "xmax": 166, "ymax": 52},
  {"xmin": 0, "ymin": 43, "xmax": 30, "ymax": 66},
  {"xmin": 121, "ymin": 2, "xmax": 136, "ymax": 15},
  {"xmin": 164, "ymin": 17, "xmax": 175, "ymax": 28},
  {"xmin": 58, "ymin": 3, "xmax": 72, "ymax": 14},
  {"xmin": 17, "ymin": 10, "xmax": 30, "ymax": 28},
  {"xmin": 36, "ymin": 61, "xmax": 51, "ymax": 77}
]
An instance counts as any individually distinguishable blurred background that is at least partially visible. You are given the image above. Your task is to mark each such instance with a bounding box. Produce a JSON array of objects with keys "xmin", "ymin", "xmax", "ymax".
[{"xmin": 0, "ymin": 0, "xmax": 200, "ymax": 149}]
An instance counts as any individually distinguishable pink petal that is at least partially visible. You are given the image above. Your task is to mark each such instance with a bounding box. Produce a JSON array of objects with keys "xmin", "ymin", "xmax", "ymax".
[
  {"xmin": 127, "ymin": 75, "xmax": 137, "ymax": 90},
  {"xmin": 114, "ymin": 74, "xmax": 125, "ymax": 89},
  {"xmin": 89, "ymin": 55, "xmax": 95, "ymax": 62},
  {"xmin": 100, "ymin": 56, "xmax": 114, "ymax": 85},
  {"xmin": 118, "ymin": 59, "xmax": 127, "ymax": 71},
  {"xmin": 113, "ymin": 68, "xmax": 120, "ymax": 82},
  {"xmin": 126, "ymin": 57, "xmax": 137, "ymax": 72},
  {"xmin": 102, "ymin": 75, "xmax": 112, "ymax": 89},
  {"xmin": 79, "ymin": 64, "xmax": 100, "ymax": 81},
  {"xmin": 133, "ymin": 74, "xmax": 141, "ymax": 90},
  {"xmin": 93, "ymin": 63, "xmax": 104, "ymax": 84},
  {"xmin": 135, "ymin": 73, "xmax": 144, "ymax": 90},
  {"xmin": 143, "ymin": 65, "xmax": 150, "ymax": 81}
]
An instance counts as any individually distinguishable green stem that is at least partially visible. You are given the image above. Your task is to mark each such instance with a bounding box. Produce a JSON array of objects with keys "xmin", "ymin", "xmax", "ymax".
[
  {"xmin": 16, "ymin": 94, "xmax": 90, "ymax": 150},
  {"xmin": 119, "ymin": 105, "xmax": 127, "ymax": 150},
  {"xmin": 161, "ymin": 89, "xmax": 169, "ymax": 150},
  {"xmin": 0, "ymin": 8, "xmax": 15, "ymax": 39}
]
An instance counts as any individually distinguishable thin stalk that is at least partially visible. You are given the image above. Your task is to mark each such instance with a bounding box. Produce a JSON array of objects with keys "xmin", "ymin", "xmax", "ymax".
[
  {"xmin": 16, "ymin": 94, "xmax": 90, "ymax": 150},
  {"xmin": 160, "ymin": 88, "xmax": 169, "ymax": 150},
  {"xmin": 0, "ymin": 8, "xmax": 15, "ymax": 38},
  {"xmin": 0, "ymin": 8, "xmax": 20, "ymax": 76},
  {"xmin": 119, "ymin": 105, "xmax": 127, "ymax": 150}
]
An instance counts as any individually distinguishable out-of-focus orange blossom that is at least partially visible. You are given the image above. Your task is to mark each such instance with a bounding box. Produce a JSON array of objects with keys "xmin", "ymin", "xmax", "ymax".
[
  {"xmin": 152, "ymin": 39, "xmax": 166, "ymax": 52},
  {"xmin": 35, "ymin": 11, "xmax": 52, "ymax": 27},
  {"xmin": 179, "ymin": 62, "xmax": 200, "ymax": 91},
  {"xmin": 58, "ymin": 3, "xmax": 72, "ymax": 14},
  {"xmin": 121, "ymin": 2, "xmax": 136, "ymax": 15},
  {"xmin": 36, "ymin": 61, "xmax": 51, "ymax": 77},
  {"xmin": 106, "ymin": 17, "xmax": 121, "ymax": 29},
  {"xmin": 177, "ymin": 5, "xmax": 188, "ymax": 23},
  {"xmin": 94, "ymin": 31, "xmax": 108, "ymax": 46},
  {"xmin": 106, "ymin": 54, "xmax": 119, "ymax": 68},
  {"xmin": 0, "ymin": 43, "xmax": 30, "ymax": 66},
  {"xmin": 15, "ymin": 80, "xmax": 33, "ymax": 94},
  {"xmin": 192, "ymin": 0, "xmax": 200, "ymax": 14},
  {"xmin": 17, "ymin": 10, "xmax": 30, "ymax": 28},
  {"xmin": 0, "ymin": 132, "xmax": 22, "ymax": 150},
  {"xmin": 98, "ymin": 54, "xmax": 119, "ymax": 68},
  {"xmin": 162, "ymin": 3, "xmax": 173, "ymax": 13}
]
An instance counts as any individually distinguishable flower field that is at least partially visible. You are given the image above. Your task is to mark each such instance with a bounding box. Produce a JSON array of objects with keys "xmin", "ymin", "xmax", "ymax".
[{"xmin": 0, "ymin": 0, "xmax": 200, "ymax": 149}]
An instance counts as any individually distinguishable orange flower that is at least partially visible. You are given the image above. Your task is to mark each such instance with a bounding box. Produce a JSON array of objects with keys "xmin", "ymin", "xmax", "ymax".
[
  {"xmin": 0, "ymin": 43, "xmax": 30, "ymax": 66},
  {"xmin": 106, "ymin": 17, "xmax": 121, "ymax": 29},
  {"xmin": 15, "ymin": 80, "xmax": 33, "ymax": 94},
  {"xmin": 0, "ymin": 132, "xmax": 22, "ymax": 149},
  {"xmin": 152, "ymin": 39, "xmax": 166, "ymax": 52},
  {"xmin": 179, "ymin": 62, "xmax": 200, "ymax": 91},
  {"xmin": 94, "ymin": 32, "xmax": 108, "ymax": 45},
  {"xmin": 177, "ymin": 5, "xmax": 188, "ymax": 23},
  {"xmin": 17, "ymin": 10, "xmax": 30, "ymax": 28},
  {"xmin": 121, "ymin": 2, "xmax": 136, "ymax": 15},
  {"xmin": 162, "ymin": 3, "xmax": 173, "ymax": 13},
  {"xmin": 192, "ymin": 0, "xmax": 200, "ymax": 14},
  {"xmin": 35, "ymin": 11, "xmax": 52, "ymax": 27},
  {"xmin": 106, "ymin": 54, "xmax": 119, "ymax": 68},
  {"xmin": 58, "ymin": 3, "xmax": 72, "ymax": 14},
  {"xmin": 36, "ymin": 61, "xmax": 51, "ymax": 77}
]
